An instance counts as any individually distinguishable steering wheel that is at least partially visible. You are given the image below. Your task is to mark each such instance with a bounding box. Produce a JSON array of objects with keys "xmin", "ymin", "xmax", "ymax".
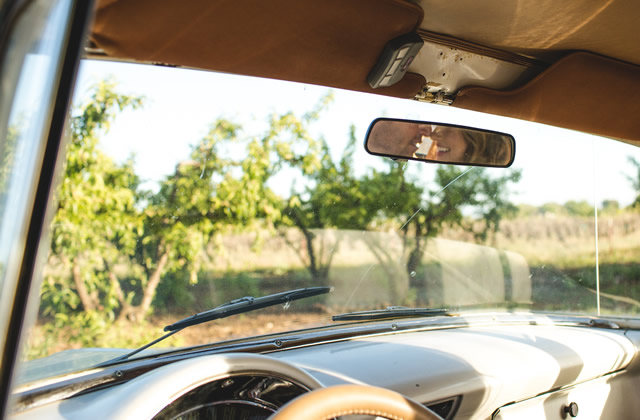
[{"xmin": 268, "ymin": 384, "xmax": 444, "ymax": 420}]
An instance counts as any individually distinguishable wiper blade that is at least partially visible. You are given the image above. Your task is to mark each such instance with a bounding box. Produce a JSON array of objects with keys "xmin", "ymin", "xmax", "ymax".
[
  {"xmin": 165, "ymin": 286, "xmax": 332, "ymax": 331},
  {"xmin": 96, "ymin": 286, "xmax": 332, "ymax": 367},
  {"xmin": 332, "ymin": 306, "xmax": 449, "ymax": 321}
]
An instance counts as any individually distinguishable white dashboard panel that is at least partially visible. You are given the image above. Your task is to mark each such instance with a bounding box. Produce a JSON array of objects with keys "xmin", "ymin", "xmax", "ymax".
[
  {"xmin": 9, "ymin": 325, "xmax": 638, "ymax": 420},
  {"xmin": 494, "ymin": 371, "xmax": 640, "ymax": 420},
  {"xmin": 270, "ymin": 325, "xmax": 635, "ymax": 419}
]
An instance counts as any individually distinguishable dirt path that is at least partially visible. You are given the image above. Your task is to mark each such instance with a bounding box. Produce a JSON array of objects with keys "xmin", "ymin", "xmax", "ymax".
[{"xmin": 165, "ymin": 313, "xmax": 332, "ymax": 347}]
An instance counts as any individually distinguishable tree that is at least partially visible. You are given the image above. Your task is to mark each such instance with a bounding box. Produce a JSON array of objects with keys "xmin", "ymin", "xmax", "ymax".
[
  {"xmin": 44, "ymin": 79, "xmax": 522, "ymax": 326},
  {"xmin": 282, "ymin": 127, "xmax": 369, "ymax": 284},
  {"xmin": 122, "ymin": 100, "xmax": 325, "ymax": 319},
  {"xmin": 516, "ymin": 204, "xmax": 537, "ymax": 218},
  {"xmin": 601, "ymin": 199, "xmax": 619, "ymax": 214},
  {"xmin": 280, "ymin": 113, "xmax": 521, "ymax": 301},
  {"xmin": 125, "ymin": 113, "xmax": 320, "ymax": 320},
  {"xmin": 401, "ymin": 166, "xmax": 522, "ymax": 283},
  {"xmin": 0, "ymin": 125, "xmax": 18, "ymax": 196},
  {"xmin": 45, "ymin": 80, "xmax": 326, "ymax": 326},
  {"xmin": 45, "ymin": 80, "xmax": 143, "ymax": 323},
  {"xmin": 278, "ymin": 120, "xmax": 425, "ymax": 286},
  {"xmin": 564, "ymin": 200, "xmax": 594, "ymax": 217},
  {"xmin": 356, "ymin": 160, "xmax": 425, "ymax": 302},
  {"xmin": 538, "ymin": 202, "xmax": 566, "ymax": 216},
  {"xmin": 627, "ymin": 156, "xmax": 640, "ymax": 208}
]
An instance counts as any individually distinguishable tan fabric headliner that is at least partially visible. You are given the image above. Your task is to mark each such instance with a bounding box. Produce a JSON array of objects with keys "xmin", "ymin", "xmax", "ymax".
[
  {"xmin": 89, "ymin": 0, "xmax": 640, "ymax": 143},
  {"xmin": 416, "ymin": 0, "xmax": 640, "ymax": 66},
  {"xmin": 454, "ymin": 52, "xmax": 640, "ymax": 142},
  {"xmin": 90, "ymin": 0, "xmax": 426, "ymax": 99}
]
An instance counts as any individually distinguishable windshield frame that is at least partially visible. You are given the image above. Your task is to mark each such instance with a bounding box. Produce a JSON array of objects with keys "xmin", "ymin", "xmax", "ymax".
[{"xmin": 10, "ymin": 57, "xmax": 640, "ymax": 393}]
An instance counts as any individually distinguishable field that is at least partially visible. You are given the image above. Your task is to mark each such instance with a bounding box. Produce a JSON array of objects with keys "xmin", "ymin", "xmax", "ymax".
[{"xmin": 23, "ymin": 212, "xmax": 640, "ymax": 361}]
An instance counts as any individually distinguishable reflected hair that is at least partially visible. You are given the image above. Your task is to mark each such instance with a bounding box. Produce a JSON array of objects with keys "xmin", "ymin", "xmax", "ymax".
[{"xmin": 461, "ymin": 130, "xmax": 511, "ymax": 165}]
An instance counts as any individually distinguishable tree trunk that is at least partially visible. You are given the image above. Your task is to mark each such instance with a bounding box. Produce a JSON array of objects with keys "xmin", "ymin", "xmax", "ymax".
[
  {"xmin": 136, "ymin": 246, "xmax": 170, "ymax": 320},
  {"xmin": 101, "ymin": 258, "xmax": 133, "ymax": 321},
  {"xmin": 288, "ymin": 209, "xmax": 320, "ymax": 282},
  {"xmin": 364, "ymin": 235, "xmax": 408, "ymax": 304},
  {"xmin": 406, "ymin": 229, "xmax": 424, "ymax": 278},
  {"xmin": 71, "ymin": 257, "xmax": 96, "ymax": 311},
  {"xmin": 300, "ymin": 228, "xmax": 318, "ymax": 280},
  {"xmin": 109, "ymin": 271, "xmax": 133, "ymax": 322}
]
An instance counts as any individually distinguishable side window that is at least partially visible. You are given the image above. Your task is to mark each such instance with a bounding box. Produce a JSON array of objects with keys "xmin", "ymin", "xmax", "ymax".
[{"xmin": 0, "ymin": 0, "xmax": 78, "ymax": 406}]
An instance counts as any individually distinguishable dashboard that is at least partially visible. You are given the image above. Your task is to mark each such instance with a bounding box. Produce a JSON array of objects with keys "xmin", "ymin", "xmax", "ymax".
[
  {"xmin": 154, "ymin": 375, "xmax": 305, "ymax": 419},
  {"xmin": 153, "ymin": 374, "xmax": 458, "ymax": 420},
  {"xmin": 10, "ymin": 323, "xmax": 640, "ymax": 420}
]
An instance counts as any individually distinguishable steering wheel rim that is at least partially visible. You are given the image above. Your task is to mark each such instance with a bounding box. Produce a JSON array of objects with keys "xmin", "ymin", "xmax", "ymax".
[{"xmin": 267, "ymin": 384, "xmax": 444, "ymax": 420}]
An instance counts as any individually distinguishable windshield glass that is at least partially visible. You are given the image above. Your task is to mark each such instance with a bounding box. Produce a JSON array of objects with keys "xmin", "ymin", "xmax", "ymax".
[{"xmin": 17, "ymin": 59, "xmax": 640, "ymax": 385}]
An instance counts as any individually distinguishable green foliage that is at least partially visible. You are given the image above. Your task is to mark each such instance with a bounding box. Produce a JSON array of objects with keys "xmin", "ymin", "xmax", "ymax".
[
  {"xmin": 51, "ymin": 311, "xmax": 111, "ymax": 347},
  {"xmin": 44, "ymin": 80, "xmax": 327, "ymax": 332},
  {"xmin": 407, "ymin": 166, "xmax": 522, "ymax": 240},
  {"xmin": 211, "ymin": 272, "xmax": 261, "ymax": 305},
  {"xmin": 42, "ymin": 79, "xmax": 525, "ymax": 348},
  {"xmin": 360, "ymin": 159, "xmax": 424, "ymax": 227},
  {"xmin": 286, "ymin": 127, "xmax": 374, "ymax": 231},
  {"xmin": 516, "ymin": 203, "xmax": 538, "ymax": 218},
  {"xmin": 564, "ymin": 200, "xmax": 594, "ymax": 217},
  {"xmin": 0, "ymin": 124, "xmax": 18, "ymax": 195},
  {"xmin": 402, "ymin": 166, "xmax": 521, "ymax": 285},
  {"xmin": 136, "ymin": 101, "xmax": 324, "ymax": 305},
  {"xmin": 24, "ymin": 315, "xmax": 174, "ymax": 360},
  {"xmin": 601, "ymin": 199, "xmax": 620, "ymax": 214},
  {"xmin": 282, "ymin": 124, "xmax": 400, "ymax": 281},
  {"xmin": 46, "ymin": 80, "xmax": 143, "ymax": 321},
  {"xmin": 138, "ymin": 120, "xmax": 244, "ymax": 281},
  {"xmin": 152, "ymin": 271, "xmax": 195, "ymax": 314},
  {"xmin": 40, "ymin": 274, "xmax": 80, "ymax": 316},
  {"xmin": 280, "ymin": 115, "xmax": 523, "ymax": 295},
  {"xmin": 538, "ymin": 202, "xmax": 566, "ymax": 215},
  {"xmin": 628, "ymin": 156, "xmax": 640, "ymax": 209}
]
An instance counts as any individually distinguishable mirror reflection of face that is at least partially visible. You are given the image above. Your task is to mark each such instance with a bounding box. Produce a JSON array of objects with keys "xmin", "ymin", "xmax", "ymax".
[
  {"xmin": 366, "ymin": 119, "xmax": 514, "ymax": 167},
  {"xmin": 367, "ymin": 121, "xmax": 432, "ymax": 157},
  {"xmin": 431, "ymin": 126, "xmax": 467, "ymax": 162},
  {"xmin": 368, "ymin": 121, "xmax": 469, "ymax": 163}
]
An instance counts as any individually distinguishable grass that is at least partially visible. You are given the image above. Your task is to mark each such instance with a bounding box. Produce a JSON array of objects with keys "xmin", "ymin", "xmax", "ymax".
[{"xmin": 22, "ymin": 313, "xmax": 330, "ymax": 363}]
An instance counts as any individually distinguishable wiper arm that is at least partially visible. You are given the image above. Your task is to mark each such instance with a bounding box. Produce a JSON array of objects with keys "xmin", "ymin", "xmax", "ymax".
[
  {"xmin": 164, "ymin": 286, "xmax": 332, "ymax": 331},
  {"xmin": 332, "ymin": 306, "xmax": 449, "ymax": 321},
  {"xmin": 96, "ymin": 286, "xmax": 332, "ymax": 367}
]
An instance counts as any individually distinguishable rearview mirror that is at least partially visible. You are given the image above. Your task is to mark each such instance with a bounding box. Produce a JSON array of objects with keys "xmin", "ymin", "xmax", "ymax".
[{"xmin": 365, "ymin": 118, "xmax": 515, "ymax": 167}]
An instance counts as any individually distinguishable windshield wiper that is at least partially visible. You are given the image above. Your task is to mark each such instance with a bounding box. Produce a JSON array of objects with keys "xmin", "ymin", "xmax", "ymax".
[
  {"xmin": 96, "ymin": 286, "xmax": 332, "ymax": 367},
  {"xmin": 332, "ymin": 306, "xmax": 449, "ymax": 321}
]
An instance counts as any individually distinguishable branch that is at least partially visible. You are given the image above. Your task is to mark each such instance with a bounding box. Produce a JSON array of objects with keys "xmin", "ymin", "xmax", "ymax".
[
  {"xmin": 287, "ymin": 207, "xmax": 319, "ymax": 279},
  {"xmin": 102, "ymin": 258, "xmax": 126, "ymax": 306},
  {"xmin": 68, "ymin": 256, "xmax": 96, "ymax": 311},
  {"xmin": 137, "ymin": 243, "xmax": 171, "ymax": 320},
  {"xmin": 278, "ymin": 228, "xmax": 310, "ymax": 268}
]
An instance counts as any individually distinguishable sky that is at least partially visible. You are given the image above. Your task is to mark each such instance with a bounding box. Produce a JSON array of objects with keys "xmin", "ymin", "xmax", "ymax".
[{"xmin": 72, "ymin": 59, "xmax": 640, "ymax": 208}]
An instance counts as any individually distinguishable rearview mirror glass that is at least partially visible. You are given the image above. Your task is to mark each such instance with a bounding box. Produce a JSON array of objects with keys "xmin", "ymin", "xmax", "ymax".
[{"xmin": 365, "ymin": 118, "xmax": 515, "ymax": 167}]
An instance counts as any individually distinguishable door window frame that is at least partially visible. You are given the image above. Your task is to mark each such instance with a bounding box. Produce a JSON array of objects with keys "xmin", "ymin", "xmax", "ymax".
[{"xmin": 0, "ymin": 0, "xmax": 95, "ymax": 417}]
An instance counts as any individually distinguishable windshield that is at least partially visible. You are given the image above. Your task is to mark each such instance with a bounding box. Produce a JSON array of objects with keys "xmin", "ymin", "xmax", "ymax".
[{"xmin": 16, "ymin": 59, "xmax": 640, "ymax": 385}]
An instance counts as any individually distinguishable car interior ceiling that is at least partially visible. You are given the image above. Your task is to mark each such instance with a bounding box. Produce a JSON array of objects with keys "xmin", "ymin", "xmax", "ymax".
[
  {"xmin": 5, "ymin": 1, "xmax": 640, "ymax": 419},
  {"xmin": 87, "ymin": 0, "xmax": 640, "ymax": 143}
]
